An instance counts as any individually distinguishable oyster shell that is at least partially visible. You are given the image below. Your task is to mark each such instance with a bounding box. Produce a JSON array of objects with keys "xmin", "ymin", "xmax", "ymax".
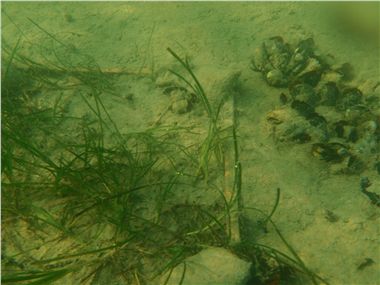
[
  {"xmin": 266, "ymin": 107, "xmax": 295, "ymax": 125},
  {"xmin": 318, "ymin": 82, "xmax": 340, "ymax": 106},
  {"xmin": 266, "ymin": 69, "xmax": 288, "ymax": 87},
  {"xmin": 267, "ymin": 107, "xmax": 328, "ymax": 143},
  {"xmin": 251, "ymin": 45, "xmax": 269, "ymax": 72},
  {"xmin": 336, "ymin": 88, "xmax": 363, "ymax": 111},
  {"xmin": 290, "ymin": 83, "xmax": 320, "ymax": 106},
  {"xmin": 311, "ymin": 142, "xmax": 350, "ymax": 163}
]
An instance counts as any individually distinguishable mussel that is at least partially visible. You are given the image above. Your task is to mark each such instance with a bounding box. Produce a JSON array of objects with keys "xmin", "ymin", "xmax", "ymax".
[
  {"xmin": 290, "ymin": 83, "xmax": 320, "ymax": 106},
  {"xmin": 311, "ymin": 142, "xmax": 349, "ymax": 163},
  {"xmin": 336, "ymin": 88, "xmax": 363, "ymax": 111},
  {"xmin": 318, "ymin": 82, "xmax": 340, "ymax": 106},
  {"xmin": 291, "ymin": 100, "xmax": 315, "ymax": 118}
]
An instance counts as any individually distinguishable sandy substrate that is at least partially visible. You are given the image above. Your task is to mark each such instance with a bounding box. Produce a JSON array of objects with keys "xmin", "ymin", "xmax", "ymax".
[{"xmin": 2, "ymin": 2, "xmax": 379, "ymax": 285}]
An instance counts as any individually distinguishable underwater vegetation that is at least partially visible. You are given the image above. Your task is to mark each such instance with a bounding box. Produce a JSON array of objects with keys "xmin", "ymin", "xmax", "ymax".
[{"xmin": 0, "ymin": 18, "xmax": 334, "ymax": 285}]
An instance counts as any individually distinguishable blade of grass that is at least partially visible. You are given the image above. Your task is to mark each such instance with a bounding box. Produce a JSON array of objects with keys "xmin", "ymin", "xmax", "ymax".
[
  {"xmin": 244, "ymin": 206, "xmax": 320, "ymax": 285},
  {"xmin": 3, "ymin": 36, "xmax": 22, "ymax": 82},
  {"xmin": 167, "ymin": 48, "xmax": 212, "ymax": 120},
  {"xmin": 2, "ymin": 268, "xmax": 71, "ymax": 284}
]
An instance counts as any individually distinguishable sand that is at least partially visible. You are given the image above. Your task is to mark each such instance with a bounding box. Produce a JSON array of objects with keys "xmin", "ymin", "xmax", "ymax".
[{"xmin": 2, "ymin": 2, "xmax": 379, "ymax": 284}]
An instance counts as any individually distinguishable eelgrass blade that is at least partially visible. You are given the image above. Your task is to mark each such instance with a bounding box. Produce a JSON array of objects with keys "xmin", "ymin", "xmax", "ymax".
[
  {"xmin": 3, "ymin": 36, "xmax": 21, "ymax": 82},
  {"xmin": 157, "ymin": 248, "xmax": 186, "ymax": 280},
  {"xmin": 2, "ymin": 268, "xmax": 71, "ymax": 284},
  {"xmin": 4, "ymin": 127, "xmax": 59, "ymax": 171},
  {"xmin": 167, "ymin": 48, "xmax": 213, "ymax": 120},
  {"xmin": 34, "ymin": 237, "xmax": 133, "ymax": 265},
  {"xmin": 244, "ymin": 206, "xmax": 323, "ymax": 285},
  {"xmin": 31, "ymin": 205, "xmax": 70, "ymax": 234},
  {"xmin": 262, "ymin": 187, "xmax": 281, "ymax": 228},
  {"xmin": 27, "ymin": 17, "xmax": 68, "ymax": 48},
  {"xmin": 178, "ymin": 262, "xmax": 187, "ymax": 285}
]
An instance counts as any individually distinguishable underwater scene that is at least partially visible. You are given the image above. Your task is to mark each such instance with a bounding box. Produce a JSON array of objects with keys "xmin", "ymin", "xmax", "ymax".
[{"xmin": 1, "ymin": 2, "xmax": 379, "ymax": 285}]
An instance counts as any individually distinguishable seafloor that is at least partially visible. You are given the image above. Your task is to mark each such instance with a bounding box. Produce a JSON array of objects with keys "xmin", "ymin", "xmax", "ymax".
[{"xmin": 2, "ymin": 2, "xmax": 379, "ymax": 285}]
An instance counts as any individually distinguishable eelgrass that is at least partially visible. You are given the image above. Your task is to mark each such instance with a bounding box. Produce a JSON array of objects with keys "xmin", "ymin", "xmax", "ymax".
[
  {"xmin": 165, "ymin": 49, "xmax": 328, "ymax": 284},
  {"xmin": 167, "ymin": 48, "xmax": 227, "ymax": 181},
  {"xmin": 1, "ymin": 268, "xmax": 72, "ymax": 284},
  {"xmin": 2, "ymin": 18, "xmax": 328, "ymax": 285},
  {"xmin": 2, "ymin": 51, "xmax": 226, "ymax": 285}
]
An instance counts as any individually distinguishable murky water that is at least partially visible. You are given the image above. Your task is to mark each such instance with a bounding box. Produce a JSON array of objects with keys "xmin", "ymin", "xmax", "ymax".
[{"xmin": 2, "ymin": 2, "xmax": 379, "ymax": 285}]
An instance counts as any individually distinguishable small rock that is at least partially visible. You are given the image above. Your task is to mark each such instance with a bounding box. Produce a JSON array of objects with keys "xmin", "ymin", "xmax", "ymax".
[
  {"xmin": 170, "ymin": 89, "xmax": 192, "ymax": 114},
  {"xmin": 64, "ymin": 13, "xmax": 75, "ymax": 23},
  {"xmin": 171, "ymin": 98, "xmax": 189, "ymax": 114},
  {"xmin": 266, "ymin": 107, "xmax": 298, "ymax": 125},
  {"xmin": 123, "ymin": 93, "xmax": 134, "ymax": 101},
  {"xmin": 155, "ymin": 71, "xmax": 180, "ymax": 88}
]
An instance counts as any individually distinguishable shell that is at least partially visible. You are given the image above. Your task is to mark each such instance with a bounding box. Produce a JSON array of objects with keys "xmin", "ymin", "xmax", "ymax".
[
  {"xmin": 251, "ymin": 45, "xmax": 269, "ymax": 72},
  {"xmin": 315, "ymin": 105, "xmax": 344, "ymax": 123},
  {"xmin": 359, "ymin": 120, "xmax": 378, "ymax": 136},
  {"xmin": 279, "ymin": 123, "xmax": 311, "ymax": 143},
  {"xmin": 374, "ymin": 161, "xmax": 380, "ymax": 174},
  {"xmin": 343, "ymin": 105, "xmax": 373, "ymax": 125},
  {"xmin": 344, "ymin": 155, "xmax": 366, "ymax": 174},
  {"xmin": 264, "ymin": 36, "xmax": 289, "ymax": 57},
  {"xmin": 279, "ymin": 93, "xmax": 288, "ymax": 105},
  {"xmin": 264, "ymin": 37, "xmax": 291, "ymax": 72},
  {"xmin": 269, "ymin": 53, "xmax": 291, "ymax": 72},
  {"xmin": 287, "ymin": 38, "xmax": 317, "ymax": 75},
  {"xmin": 266, "ymin": 107, "xmax": 296, "ymax": 125},
  {"xmin": 287, "ymin": 51, "xmax": 308, "ymax": 75},
  {"xmin": 311, "ymin": 142, "xmax": 350, "ymax": 163},
  {"xmin": 294, "ymin": 70, "xmax": 323, "ymax": 87},
  {"xmin": 298, "ymin": 57, "xmax": 322, "ymax": 75},
  {"xmin": 333, "ymin": 120, "xmax": 358, "ymax": 142},
  {"xmin": 294, "ymin": 38, "xmax": 315, "ymax": 58},
  {"xmin": 290, "ymin": 83, "xmax": 320, "ymax": 106},
  {"xmin": 335, "ymin": 62, "xmax": 355, "ymax": 81},
  {"xmin": 275, "ymin": 119, "xmax": 328, "ymax": 143},
  {"xmin": 169, "ymin": 89, "xmax": 193, "ymax": 114},
  {"xmin": 267, "ymin": 108, "xmax": 328, "ymax": 143},
  {"xmin": 329, "ymin": 155, "xmax": 366, "ymax": 174},
  {"xmin": 266, "ymin": 69, "xmax": 288, "ymax": 87},
  {"xmin": 336, "ymin": 88, "xmax": 363, "ymax": 111},
  {"xmin": 291, "ymin": 100, "xmax": 315, "ymax": 118},
  {"xmin": 318, "ymin": 82, "xmax": 340, "ymax": 106},
  {"xmin": 307, "ymin": 112, "xmax": 327, "ymax": 128},
  {"xmin": 320, "ymin": 71, "xmax": 344, "ymax": 84}
]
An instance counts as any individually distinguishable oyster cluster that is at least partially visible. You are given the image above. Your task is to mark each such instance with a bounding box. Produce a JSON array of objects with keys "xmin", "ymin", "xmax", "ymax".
[
  {"xmin": 251, "ymin": 36, "xmax": 325, "ymax": 88},
  {"xmin": 254, "ymin": 36, "xmax": 380, "ymax": 174}
]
